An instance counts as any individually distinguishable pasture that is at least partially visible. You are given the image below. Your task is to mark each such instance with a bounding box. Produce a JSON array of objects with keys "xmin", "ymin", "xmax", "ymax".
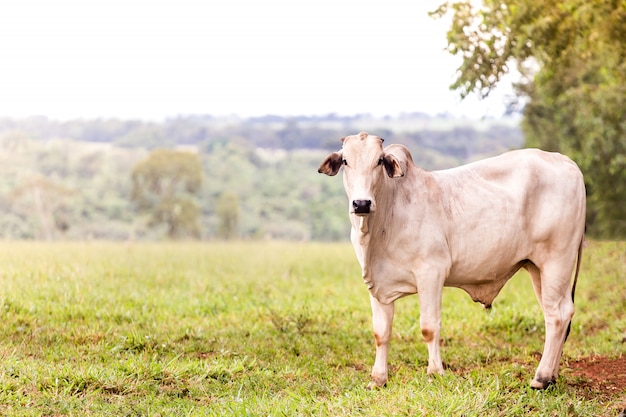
[{"xmin": 0, "ymin": 241, "xmax": 624, "ymax": 416}]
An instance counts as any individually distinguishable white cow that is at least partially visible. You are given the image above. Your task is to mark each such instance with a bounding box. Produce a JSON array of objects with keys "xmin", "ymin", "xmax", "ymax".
[{"xmin": 318, "ymin": 132, "xmax": 585, "ymax": 390}]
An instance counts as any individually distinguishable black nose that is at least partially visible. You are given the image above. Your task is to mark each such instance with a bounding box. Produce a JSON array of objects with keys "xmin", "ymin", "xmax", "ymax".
[{"xmin": 353, "ymin": 199, "xmax": 371, "ymax": 214}]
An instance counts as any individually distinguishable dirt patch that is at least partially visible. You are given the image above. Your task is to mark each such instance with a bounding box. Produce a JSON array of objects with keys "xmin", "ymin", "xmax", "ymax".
[{"xmin": 565, "ymin": 355, "xmax": 626, "ymax": 409}]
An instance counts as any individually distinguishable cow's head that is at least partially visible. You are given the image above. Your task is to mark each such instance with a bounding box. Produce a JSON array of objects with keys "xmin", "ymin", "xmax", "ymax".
[{"xmin": 318, "ymin": 132, "xmax": 403, "ymax": 215}]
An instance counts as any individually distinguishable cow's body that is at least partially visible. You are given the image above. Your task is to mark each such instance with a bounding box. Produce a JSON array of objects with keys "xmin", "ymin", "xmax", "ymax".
[{"xmin": 319, "ymin": 132, "xmax": 585, "ymax": 390}]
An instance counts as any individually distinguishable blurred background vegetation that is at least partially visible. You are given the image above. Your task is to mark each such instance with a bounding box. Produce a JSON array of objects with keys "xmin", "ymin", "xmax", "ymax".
[{"xmin": 0, "ymin": 114, "xmax": 524, "ymax": 241}]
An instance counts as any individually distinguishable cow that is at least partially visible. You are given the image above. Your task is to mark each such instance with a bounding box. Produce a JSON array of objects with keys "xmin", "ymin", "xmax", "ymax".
[{"xmin": 318, "ymin": 132, "xmax": 585, "ymax": 390}]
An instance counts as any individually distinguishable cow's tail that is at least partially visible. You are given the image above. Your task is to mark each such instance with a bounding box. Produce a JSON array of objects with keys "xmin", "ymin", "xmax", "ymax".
[
  {"xmin": 565, "ymin": 235, "xmax": 584, "ymax": 342},
  {"xmin": 571, "ymin": 234, "xmax": 584, "ymax": 303}
]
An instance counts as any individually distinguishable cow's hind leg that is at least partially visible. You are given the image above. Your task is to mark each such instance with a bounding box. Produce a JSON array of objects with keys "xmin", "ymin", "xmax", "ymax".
[
  {"xmin": 527, "ymin": 261, "xmax": 575, "ymax": 389},
  {"xmin": 367, "ymin": 294, "xmax": 394, "ymax": 389}
]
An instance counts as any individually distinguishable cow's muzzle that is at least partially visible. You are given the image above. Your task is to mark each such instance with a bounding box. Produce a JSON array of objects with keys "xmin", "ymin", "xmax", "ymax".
[{"xmin": 352, "ymin": 199, "xmax": 372, "ymax": 215}]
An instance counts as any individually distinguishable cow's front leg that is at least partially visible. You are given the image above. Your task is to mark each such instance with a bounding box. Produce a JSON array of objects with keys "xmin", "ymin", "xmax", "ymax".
[
  {"xmin": 367, "ymin": 293, "xmax": 394, "ymax": 389},
  {"xmin": 417, "ymin": 274, "xmax": 444, "ymax": 376}
]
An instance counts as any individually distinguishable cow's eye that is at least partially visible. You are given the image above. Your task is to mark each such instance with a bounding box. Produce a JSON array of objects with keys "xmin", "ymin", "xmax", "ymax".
[
  {"xmin": 377, "ymin": 157, "xmax": 383, "ymax": 166},
  {"xmin": 342, "ymin": 159, "xmax": 348, "ymax": 166}
]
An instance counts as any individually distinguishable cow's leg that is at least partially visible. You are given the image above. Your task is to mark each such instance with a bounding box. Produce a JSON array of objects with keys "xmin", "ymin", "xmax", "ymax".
[
  {"xmin": 526, "ymin": 262, "xmax": 542, "ymax": 306},
  {"xmin": 367, "ymin": 294, "xmax": 394, "ymax": 389},
  {"xmin": 530, "ymin": 261, "xmax": 575, "ymax": 389},
  {"xmin": 417, "ymin": 273, "xmax": 444, "ymax": 376}
]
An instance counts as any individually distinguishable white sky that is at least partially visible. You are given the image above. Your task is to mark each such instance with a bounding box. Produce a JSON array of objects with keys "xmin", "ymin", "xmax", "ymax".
[{"xmin": 0, "ymin": 0, "xmax": 515, "ymax": 121}]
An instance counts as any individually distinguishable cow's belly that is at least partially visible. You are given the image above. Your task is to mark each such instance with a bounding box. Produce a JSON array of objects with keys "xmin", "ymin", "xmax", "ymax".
[
  {"xmin": 446, "ymin": 255, "xmax": 526, "ymax": 285},
  {"xmin": 445, "ymin": 256, "xmax": 528, "ymax": 307}
]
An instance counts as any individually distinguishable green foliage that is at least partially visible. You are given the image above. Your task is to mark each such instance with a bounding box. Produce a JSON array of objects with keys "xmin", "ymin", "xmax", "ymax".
[
  {"xmin": 10, "ymin": 175, "xmax": 74, "ymax": 240},
  {"xmin": 0, "ymin": 134, "xmax": 142, "ymax": 240},
  {"xmin": 215, "ymin": 192, "xmax": 240, "ymax": 239},
  {"xmin": 131, "ymin": 149, "xmax": 203, "ymax": 238},
  {"xmin": 434, "ymin": 0, "xmax": 626, "ymax": 237},
  {"xmin": 0, "ymin": 241, "xmax": 623, "ymax": 415},
  {"xmin": 150, "ymin": 196, "xmax": 202, "ymax": 239}
]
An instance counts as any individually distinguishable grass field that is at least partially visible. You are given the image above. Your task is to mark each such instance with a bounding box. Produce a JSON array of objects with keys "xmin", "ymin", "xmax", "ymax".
[{"xmin": 0, "ymin": 240, "xmax": 624, "ymax": 416}]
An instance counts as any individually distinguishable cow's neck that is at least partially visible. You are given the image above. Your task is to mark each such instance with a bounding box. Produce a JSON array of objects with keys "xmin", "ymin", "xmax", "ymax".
[
  {"xmin": 353, "ymin": 208, "xmax": 390, "ymax": 291},
  {"xmin": 352, "ymin": 170, "xmax": 433, "ymax": 295}
]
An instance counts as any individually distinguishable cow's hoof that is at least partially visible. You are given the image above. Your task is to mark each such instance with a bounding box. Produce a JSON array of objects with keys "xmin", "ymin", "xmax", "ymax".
[
  {"xmin": 530, "ymin": 377, "xmax": 555, "ymax": 390},
  {"xmin": 366, "ymin": 380, "xmax": 386, "ymax": 390},
  {"xmin": 426, "ymin": 368, "xmax": 445, "ymax": 377}
]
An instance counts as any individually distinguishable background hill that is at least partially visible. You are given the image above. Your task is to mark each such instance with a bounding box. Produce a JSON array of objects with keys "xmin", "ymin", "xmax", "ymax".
[{"xmin": 0, "ymin": 114, "xmax": 523, "ymax": 240}]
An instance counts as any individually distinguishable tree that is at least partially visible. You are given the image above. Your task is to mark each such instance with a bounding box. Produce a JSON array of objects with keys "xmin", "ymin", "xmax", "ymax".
[
  {"xmin": 10, "ymin": 175, "xmax": 74, "ymax": 240},
  {"xmin": 215, "ymin": 192, "xmax": 240, "ymax": 239},
  {"xmin": 433, "ymin": 0, "xmax": 626, "ymax": 237},
  {"xmin": 131, "ymin": 149, "xmax": 203, "ymax": 238}
]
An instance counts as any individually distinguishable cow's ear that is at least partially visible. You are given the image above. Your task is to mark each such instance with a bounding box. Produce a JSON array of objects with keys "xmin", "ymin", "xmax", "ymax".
[
  {"xmin": 383, "ymin": 153, "xmax": 404, "ymax": 178},
  {"xmin": 318, "ymin": 151, "xmax": 343, "ymax": 176}
]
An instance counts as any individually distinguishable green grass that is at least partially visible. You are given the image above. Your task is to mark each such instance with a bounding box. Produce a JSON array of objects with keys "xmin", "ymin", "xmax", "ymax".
[{"xmin": 0, "ymin": 240, "xmax": 624, "ymax": 416}]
